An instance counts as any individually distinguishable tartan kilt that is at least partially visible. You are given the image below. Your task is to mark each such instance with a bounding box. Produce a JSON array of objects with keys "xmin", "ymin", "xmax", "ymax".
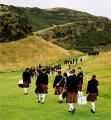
[
  {"xmin": 87, "ymin": 93, "xmax": 97, "ymax": 102},
  {"xmin": 78, "ymin": 84, "xmax": 83, "ymax": 91},
  {"xmin": 55, "ymin": 87, "xmax": 64, "ymax": 95},
  {"xmin": 34, "ymin": 86, "xmax": 40, "ymax": 94},
  {"xmin": 23, "ymin": 81, "xmax": 29, "ymax": 88},
  {"xmin": 66, "ymin": 92, "xmax": 77, "ymax": 103},
  {"xmin": 39, "ymin": 84, "xmax": 48, "ymax": 94}
]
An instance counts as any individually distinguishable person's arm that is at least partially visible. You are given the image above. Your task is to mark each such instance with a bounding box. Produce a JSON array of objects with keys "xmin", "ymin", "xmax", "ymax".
[
  {"xmin": 46, "ymin": 74, "xmax": 48, "ymax": 85},
  {"xmin": 86, "ymin": 81, "xmax": 89, "ymax": 94},
  {"xmin": 36, "ymin": 76, "xmax": 39, "ymax": 86},
  {"xmin": 53, "ymin": 76, "xmax": 56, "ymax": 88},
  {"xmin": 22, "ymin": 72, "xmax": 24, "ymax": 79},
  {"xmin": 96, "ymin": 81, "xmax": 99, "ymax": 86}
]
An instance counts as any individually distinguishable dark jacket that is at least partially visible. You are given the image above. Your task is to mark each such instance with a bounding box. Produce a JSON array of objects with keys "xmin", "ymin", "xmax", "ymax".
[
  {"xmin": 53, "ymin": 75, "xmax": 65, "ymax": 88},
  {"xmin": 36, "ymin": 74, "xmax": 42, "ymax": 86},
  {"xmin": 40, "ymin": 73, "xmax": 48, "ymax": 85},
  {"xmin": 35, "ymin": 73, "xmax": 42, "ymax": 93},
  {"xmin": 77, "ymin": 72, "xmax": 83, "ymax": 84},
  {"xmin": 66, "ymin": 74, "xmax": 78, "ymax": 93},
  {"xmin": 23, "ymin": 72, "xmax": 31, "ymax": 83},
  {"xmin": 86, "ymin": 79, "xmax": 99, "ymax": 95}
]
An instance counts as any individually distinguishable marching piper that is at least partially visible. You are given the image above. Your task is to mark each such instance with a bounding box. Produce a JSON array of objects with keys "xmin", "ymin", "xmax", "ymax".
[
  {"xmin": 37, "ymin": 68, "xmax": 48, "ymax": 104},
  {"xmin": 53, "ymin": 71, "xmax": 65, "ymax": 103},
  {"xmin": 66, "ymin": 69, "xmax": 78, "ymax": 114},
  {"xmin": 22, "ymin": 68, "xmax": 31, "ymax": 95},
  {"xmin": 86, "ymin": 75, "xmax": 99, "ymax": 113},
  {"xmin": 77, "ymin": 67, "xmax": 84, "ymax": 96}
]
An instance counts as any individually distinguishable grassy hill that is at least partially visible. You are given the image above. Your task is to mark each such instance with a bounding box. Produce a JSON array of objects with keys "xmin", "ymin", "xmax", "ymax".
[
  {"xmin": 0, "ymin": 4, "xmax": 109, "ymax": 32},
  {"xmin": 35, "ymin": 21, "xmax": 111, "ymax": 52},
  {"xmin": 0, "ymin": 36, "xmax": 82, "ymax": 71},
  {"xmin": 0, "ymin": 4, "xmax": 111, "ymax": 52},
  {"xmin": 0, "ymin": 51, "xmax": 111, "ymax": 120}
]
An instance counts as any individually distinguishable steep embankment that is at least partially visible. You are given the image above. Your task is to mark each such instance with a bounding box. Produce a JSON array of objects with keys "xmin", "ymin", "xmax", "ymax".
[
  {"xmin": 0, "ymin": 36, "xmax": 83, "ymax": 71},
  {"xmin": 35, "ymin": 21, "xmax": 111, "ymax": 52}
]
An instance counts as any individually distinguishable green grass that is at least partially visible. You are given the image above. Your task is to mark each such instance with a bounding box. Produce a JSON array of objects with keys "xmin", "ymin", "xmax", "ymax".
[{"xmin": 0, "ymin": 53, "xmax": 111, "ymax": 120}]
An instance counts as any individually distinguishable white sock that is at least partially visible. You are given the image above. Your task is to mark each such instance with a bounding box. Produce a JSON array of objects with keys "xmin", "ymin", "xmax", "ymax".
[
  {"xmin": 91, "ymin": 102, "xmax": 95, "ymax": 111},
  {"xmin": 38, "ymin": 94, "xmax": 41, "ymax": 101},
  {"xmin": 78, "ymin": 91, "xmax": 80, "ymax": 96},
  {"xmin": 24, "ymin": 88, "xmax": 28, "ymax": 94},
  {"xmin": 59, "ymin": 94, "xmax": 62, "ymax": 101},
  {"xmin": 41, "ymin": 94, "xmax": 46, "ymax": 102},
  {"xmin": 68, "ymin": 103, "xmax": 71, "ymax": 111},
  {"xmin": 80, "ymin": 91, "xmax": 83, "ymax": 96},
  {"xmin": 68, "ymin": 103, "xmax": 74, "ymax": 111}
]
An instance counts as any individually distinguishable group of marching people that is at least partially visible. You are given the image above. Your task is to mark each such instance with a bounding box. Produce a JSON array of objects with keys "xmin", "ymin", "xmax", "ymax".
[{"xmin": 22, "ymin": 67, "xmax": 99, "ymax": 114}]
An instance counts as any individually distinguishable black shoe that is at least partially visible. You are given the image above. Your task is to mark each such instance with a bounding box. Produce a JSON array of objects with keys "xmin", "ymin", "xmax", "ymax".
[
  {"xmin": 24, "ymin": 93, "xmax": 28, "ymax": 95},
  {"xmin": 69, "ymin": 110, "xmax": 71, "ymax": 112},
  {"xmin": 59, "ymin": 101, "xmax": 62, "ymax": 103},
  {"xmin": 38, "ymin": 100, "xmax": 40, "ymax": 103},
  {"xmin": 91, "ymin": 109, "xmax": 95, "ymax": 113},
  {"xmin": 41, "ymin": 102, "xmax": 44, "ymax": 104},
  {"xmin": 72, "ymin": 108, "xmax": 76, "ymax": 114}
]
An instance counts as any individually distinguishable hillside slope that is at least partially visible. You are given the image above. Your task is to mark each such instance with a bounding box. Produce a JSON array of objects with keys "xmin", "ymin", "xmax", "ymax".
[
  {"xmin": 35, "ymin": 21, "xmax": 111, "ymax": 52},
  {"xmin": 1, "ymin": 4, "xmax": 111, "ymax": 53},
  {"xmin": 0, "ymin": 36, "xmax": 83, "ymax": 71},
  {"xmin": 0, "ymin": 4, "xmax": 109, "ymax": 32}
]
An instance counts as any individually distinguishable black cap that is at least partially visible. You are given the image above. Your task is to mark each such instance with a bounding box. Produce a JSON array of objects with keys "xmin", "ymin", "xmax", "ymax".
[
  {"xmin": 26, "ymin": 68, "xmax": 29, "ymax": 70},
  {"xmin": 78, "ymin": 67, "xmax": 81, "ymax": 69}
]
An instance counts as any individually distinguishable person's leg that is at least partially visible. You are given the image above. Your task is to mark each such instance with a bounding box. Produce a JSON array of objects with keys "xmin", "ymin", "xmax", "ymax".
[
  {"xmin": 68, "ymin": 103, "xmax": 72, "ymax": 112},
  {"xmin": 78, "ymin": 91, "xmax": 80, "ymax": 96},
  {"xmin": 80, "ymin": 91, "xmax": 83, "ymax": 96},
  {"xmin": 59, "ymin": 94, "xmax": 63, "ymax": 103},
  {"xmin": 68, "ymin": 103, "xmax": 74, "ymax": 112},
  {"xmin": 24, "ymin": 88, "xmax": 28, "ymax": 94},
  {"xmin": 37, "ymin": 93, "xmax": 41, "ymax": 102},
  {"xmin": 91, "ymin": 101, "xmax": 95, "ymax": 113},
  {"xmin": 41, "ymin": 94, "xmax": 46, "ymax": 103}
]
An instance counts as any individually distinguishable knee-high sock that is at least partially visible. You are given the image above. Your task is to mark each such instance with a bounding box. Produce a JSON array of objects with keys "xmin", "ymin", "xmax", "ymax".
[
  {"xmin": 42, "ymin": 94, "xmax": 46, "ymax": 102},
  {"xmin": 91, "ymin": 102, "xmax": 95, "ymax": 111},
  {"xmin": 24, "ymin": 88, "xmax": 28, "ymax": 94},
  {"xmin": 78, "ymin": 91, "xmax": 83, "ymax": 96},
  {"xmin": 68, "ymin": 103, "xmax": 74, "ymax": 111},
  {"xmin": 38, "ymin": 94, "xmax": 41, "ymax": 101},
  {"xmin": 80, "ymin": 91, "xmax": 83, "ymax": 96},
  {"xmin": 59, "ymin": 94, "xmax": 62, "ymax": 101}
]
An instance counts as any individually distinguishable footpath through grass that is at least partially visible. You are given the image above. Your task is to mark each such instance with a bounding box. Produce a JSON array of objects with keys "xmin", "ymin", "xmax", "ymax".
[{"xmin": 0, "ymin": 53, "xmax": 111, "ymax": 120}]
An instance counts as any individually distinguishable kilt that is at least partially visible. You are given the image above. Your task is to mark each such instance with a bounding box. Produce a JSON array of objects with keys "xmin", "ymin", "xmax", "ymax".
[
  {"xmin": 78, "ymin": 84, "xmax": 83, "ymax": 91},
  {"xmin": 34, "ymin": 86, "xmax": 40, "ymax": 94},
  {"xmin": 39, "ymin": 84, "xmax": 48, "ymax": 94},
  {"xmin": 87, "ymin": 93, "xmax": 97, "ymax": 102},
  {"xmin": 55, "ymin": 87, "xmax": 64, "ymax": 95},
  {"xmin": 23, "ymin": 81, "xmax": 29, "ymax": 88},
  {"xmin": 66, "ymin": 92, "xmax": 77, "ymax": 103}
]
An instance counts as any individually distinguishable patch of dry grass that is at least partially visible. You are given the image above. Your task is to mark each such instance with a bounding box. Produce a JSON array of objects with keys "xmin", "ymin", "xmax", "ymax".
[{"xmin": 0, "ymin": 36, "xmax": 81, "ymax": 71}]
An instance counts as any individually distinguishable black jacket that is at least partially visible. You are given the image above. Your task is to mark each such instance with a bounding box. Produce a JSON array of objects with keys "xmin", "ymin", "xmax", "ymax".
[
  {"xmin": 23, "ymin": 72, "xmax": 31, "ymax": 83},
  {"xmin": 53, "ymin": 75, "xmax": 65, "ymax": 88},
  {"xmin": 36, "ymin": 74, "xmax": 42, "ymax": 86},
  {"xmin": 66, "ymin": 74, "xmax": 78, "ymax": 93},
  {"xmin": 86, "ymin": 79, "xmax": 99, "ymax": 95},
  {"xmin": 39, "ymin": 73, "xmax": 48, "ymax": 85},
  {"xmin": 77, "ymin": 72, "xmax": 83, "ymax": 84}
]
